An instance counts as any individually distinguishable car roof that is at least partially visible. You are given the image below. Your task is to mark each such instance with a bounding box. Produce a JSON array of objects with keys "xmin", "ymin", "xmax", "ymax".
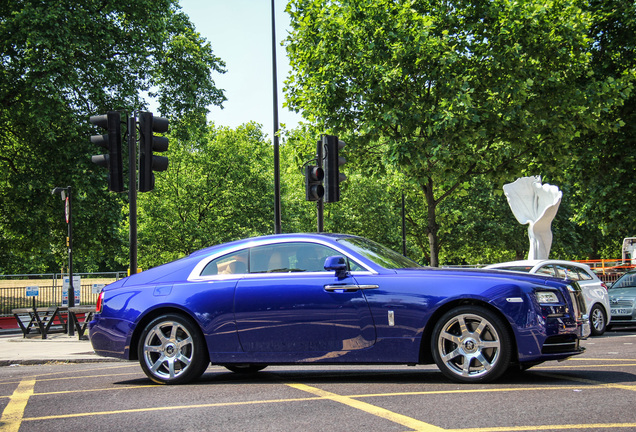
[
  {"xmin": 485, "ymin": 260, "xmax": 592, "ymax": 270},
  {"xmin": 187, "ymin": 233, "xmax": 357, "ymax": 258}
]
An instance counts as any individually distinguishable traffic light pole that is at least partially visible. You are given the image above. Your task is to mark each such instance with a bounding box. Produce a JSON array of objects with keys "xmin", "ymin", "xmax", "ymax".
[
  {"xmin": 316, "ymin": 139, "xmax": 324, "ymax": 233},
  {"xmin": 317, "ymin": 200, "xmax": 324, "ymax": 233},
  {"xmin": 128, "ymin": 114, "xmax": 138, "ymax": 275}
]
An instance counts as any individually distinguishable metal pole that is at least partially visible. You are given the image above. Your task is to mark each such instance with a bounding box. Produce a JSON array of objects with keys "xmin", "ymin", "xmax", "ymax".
[
  {"xmin": 317, "ymin": 200, "xmax": 324, "ymax": 233},
  {"xmin": 128, "ymin": 114, "xmax": 138, "ymax": 274},
  {"xmin": 402, "ymin": 193, "xmax": 407, "ymax": 257},
  {"xmin": 316, "ymin": 139, "xmax": 324, "ymax": 232},
  {"xmin": 271, "ymin": 0, "xmax": 282, "ymax": 234},
  {"xmin": 67, "ymin": 186, "xmax": 75, "ymax": 336}
]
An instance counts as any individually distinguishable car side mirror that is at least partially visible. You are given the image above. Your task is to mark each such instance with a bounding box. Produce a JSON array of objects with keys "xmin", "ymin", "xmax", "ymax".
[{"xmin": 324, "ymin": 256, "xmax": 349, "ymax": 279}]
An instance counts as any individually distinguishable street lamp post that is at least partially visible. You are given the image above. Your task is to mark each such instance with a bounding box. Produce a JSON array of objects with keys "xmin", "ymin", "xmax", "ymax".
[
  {"xmin": 52, "ymin": 186, "xmax": 75, "ymax": 336},
  {"xmin": 271, "ymin": 0, "xmax": 282, "ymax": 234}
]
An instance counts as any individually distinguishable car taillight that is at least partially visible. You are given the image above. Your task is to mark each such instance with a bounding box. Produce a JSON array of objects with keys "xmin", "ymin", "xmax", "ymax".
[
  {"xmin": 601, "ymin": 282, "xmax": 608, "ymax": 291},
  {"xmin": 96, "ymin": 291, "xmax": 104, "ymax": 313}
]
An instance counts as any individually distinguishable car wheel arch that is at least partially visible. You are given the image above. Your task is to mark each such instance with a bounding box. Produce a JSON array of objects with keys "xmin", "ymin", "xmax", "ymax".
[
  {"xmin": 129, "ymin": 307, "xmax": 208, "ymax": 361},
  {"xmin": 419, "ymin": 299, "xmax": 518, "ymax": 365}
]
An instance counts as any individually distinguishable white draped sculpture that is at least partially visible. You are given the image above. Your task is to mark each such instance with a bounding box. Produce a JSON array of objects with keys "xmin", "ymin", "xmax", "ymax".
[{"xmin": 503, "ymin": 176, "xmax": 562, "ymax": 260}]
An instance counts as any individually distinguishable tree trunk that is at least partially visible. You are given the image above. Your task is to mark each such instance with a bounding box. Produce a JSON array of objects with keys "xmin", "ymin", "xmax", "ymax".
[{"xmin": 423, "ymin": 178, "xmax": 440, "ymax": 267}]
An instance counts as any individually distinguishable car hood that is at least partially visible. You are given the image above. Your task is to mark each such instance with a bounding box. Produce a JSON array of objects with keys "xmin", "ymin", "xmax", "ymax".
[{"xmin": 393, "ymin": 267, "xmax": 563, "ymax": 286}]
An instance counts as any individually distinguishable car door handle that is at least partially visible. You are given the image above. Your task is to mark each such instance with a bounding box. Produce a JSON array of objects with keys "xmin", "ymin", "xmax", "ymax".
[{"xmin": 324, "ymin": 284, "xmax": 379, "ymax": 291}]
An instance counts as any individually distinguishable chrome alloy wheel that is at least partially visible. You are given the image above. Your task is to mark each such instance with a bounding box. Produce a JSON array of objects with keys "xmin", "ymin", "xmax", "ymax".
[
  {"xmin": 142, "ymin": 319, "xmax": 195, "ymax": 381},
  {"xmin": 435, "ymin": 311, "xmax": 504, "ymax": 380}
]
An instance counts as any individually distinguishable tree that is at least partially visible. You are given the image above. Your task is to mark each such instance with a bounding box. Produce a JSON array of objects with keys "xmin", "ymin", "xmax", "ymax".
[
  {"xmin": 281, "ymin": 124, "xmax": 408, "ymax": 255},
  {"xmin": 284, "ymin": 0, "xmax": 633, "ymax": 266},
  {"xmin": 560, "ymin": 0, "xmax": 636, "ymax": 258},
  {"xmin": 0, "ymin": 0, "xmax": 226, "ymax": 273},
  {"xmin": 136, "ymin": 123, "xmax": 274, "ymax": 269}
]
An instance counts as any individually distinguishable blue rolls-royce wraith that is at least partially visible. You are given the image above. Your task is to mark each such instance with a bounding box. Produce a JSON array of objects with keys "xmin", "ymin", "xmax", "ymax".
[{"xmin": 89, "ymin": 233, "xmax": 589, "ymax": 384}]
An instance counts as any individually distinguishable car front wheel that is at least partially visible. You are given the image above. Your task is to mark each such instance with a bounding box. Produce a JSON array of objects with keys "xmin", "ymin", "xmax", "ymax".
[
  {"xmin": 138, "ymin": 314, "xmax": 209, "ymax": 384},
  {"xmin": 431, "ymin": 306, "xmax": 512, "ymax": 384},
  {"xmin": 590, "ymin": 304, "xmax": 607, "ymax": 336}
]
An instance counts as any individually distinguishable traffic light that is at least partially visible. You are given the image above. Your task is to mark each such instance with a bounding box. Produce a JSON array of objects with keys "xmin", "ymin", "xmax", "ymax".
[
  {"xmin": 305, "ymin": 165, "xmax": 324, "ymax": 201},
  {"xmin": 139, "ymin": 111, "xmax": 169, "ymax": 192},
  {"xmin": 322, "ymin": 134, "xmax": 347, "ymax": 203},
  {"xmin": 90, "ymin": 111, "xmax": 124, "ymax": 192}
]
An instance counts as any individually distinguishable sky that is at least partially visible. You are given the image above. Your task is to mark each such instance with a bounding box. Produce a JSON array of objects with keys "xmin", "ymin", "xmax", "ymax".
[{"xmin": 178, "ymin": 0, "xmax": 304, "ymax": 135}]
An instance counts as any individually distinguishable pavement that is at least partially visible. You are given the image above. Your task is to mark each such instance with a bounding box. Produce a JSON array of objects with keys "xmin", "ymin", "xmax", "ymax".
[{"xmin": 0, "ymin": 330, "xmax": 123, "ymax": 366}]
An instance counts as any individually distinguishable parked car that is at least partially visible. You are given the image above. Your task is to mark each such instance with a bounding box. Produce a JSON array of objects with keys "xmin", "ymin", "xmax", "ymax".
[
  {"xmin": 607, "ymin": 271, "xmax": 636, "ymax": 329},
  {"xmin": 89, "ymin": 234, "xmax": 589, "ymax": 385},
  {"xmin": 485, "ymin": 260, "xmax": 610, "ymax": 336}
]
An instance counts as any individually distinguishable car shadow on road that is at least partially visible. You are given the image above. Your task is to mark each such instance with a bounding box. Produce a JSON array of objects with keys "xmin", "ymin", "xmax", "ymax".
[{"xmin": 112, "ymin": 365, "xmax": 636, "ymax": 387}]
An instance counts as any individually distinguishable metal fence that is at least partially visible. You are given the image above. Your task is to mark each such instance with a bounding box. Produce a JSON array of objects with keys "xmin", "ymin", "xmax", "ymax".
[{"xmin": 0, "ymin": 272, "xmax": 126, "ymax": 316}]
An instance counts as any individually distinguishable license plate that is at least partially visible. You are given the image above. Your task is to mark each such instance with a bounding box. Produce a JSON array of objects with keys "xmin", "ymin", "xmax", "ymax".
[{"xmin": 611, "ymin": 308, "xmax": 631, "ymax": 315}]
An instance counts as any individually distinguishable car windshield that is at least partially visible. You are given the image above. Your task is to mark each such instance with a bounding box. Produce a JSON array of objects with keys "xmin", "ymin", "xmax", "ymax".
[
  {"xmin": 338, "ymin": 237, "xmax": 421, "ymax": 269},
  {"xmin": 612, "ymin": 273, "xmax": 636, "ymax": 289}
]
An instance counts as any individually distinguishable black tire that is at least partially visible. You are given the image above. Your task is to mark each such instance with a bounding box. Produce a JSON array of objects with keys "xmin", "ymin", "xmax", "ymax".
[
  {"xmin": 431, "ymin": 306, "xmax": 512, "ymax": 384},
  {"xmin": 224, "ymin": 364, "xmax": 268, "ymax": 374},
  {"xmin": 589, "ymin": 304, "xmax": 607, "ymax": 336},
  {"xmin": 138, "ymin": 314, "xmax": 209, "ymax": 384}
]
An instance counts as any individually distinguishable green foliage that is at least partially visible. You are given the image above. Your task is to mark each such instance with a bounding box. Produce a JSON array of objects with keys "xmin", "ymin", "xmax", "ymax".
[
  {"xmin": 0, "ymin": 0, "xmax": 226, "ymax": 273},
  {"xmin": 1, "ymin": 1, "xmax": 635, "ymax": 274},
  {"xmin": 136, "ymin": 123, "xmax": 274, "ymax": 268},
  {"xmin": 284, "ymin": 0, "xmax": 634, "ymax": 265}
]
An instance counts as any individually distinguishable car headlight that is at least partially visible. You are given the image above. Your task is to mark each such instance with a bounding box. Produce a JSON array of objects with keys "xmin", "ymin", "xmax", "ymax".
[{"xmin": 536, "ymin": 291, "xmax": 559, "ymax": 304}]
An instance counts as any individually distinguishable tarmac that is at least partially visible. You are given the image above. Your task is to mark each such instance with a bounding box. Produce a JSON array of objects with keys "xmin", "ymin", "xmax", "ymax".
[{"xmin": 0, "ymin": 330, "xmax": 123, "ymax": 366}]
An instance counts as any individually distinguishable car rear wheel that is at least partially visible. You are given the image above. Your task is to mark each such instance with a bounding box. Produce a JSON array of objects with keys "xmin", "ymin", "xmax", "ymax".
[
  {"xmin": 431, "ymin": 306, "xmax": 511, "ymax": 383},
  {"xmin": 590, "ymin": 304, "xmax": 607, "ymax": 336},
  {"xmin": 224, "ymin": 364, "xmax": 268, "ymax": 374},
  {"xmin": 138, "ymin": 314, "xmax": 209, "ymax": 385}
]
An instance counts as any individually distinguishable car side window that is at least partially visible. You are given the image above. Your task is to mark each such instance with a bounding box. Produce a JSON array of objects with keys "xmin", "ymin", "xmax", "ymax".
[
  {"xmin": 572, "ymin": 267, "xmax": 592, "ymax": 281},
  {"xmin": 250, "ymin": 244, "xmax": 293, "ymax": 273},
  {"xmin": 536, "ymin": 266, "xmax": 556, "ymax": 277},
  {"xmin": 552, "ymin": 265, "xmax": 570, "ymax": 279},
  {"xmin": 248, "ymin": 242, "xmax": 363, "ymax": 273},
  {"xmin": 201, "ymin": 250, "xmax": 249, "ymax": 276},
  {"xmin": 555, "ymin": 265, "xmax": 588, "ymax": 281}
]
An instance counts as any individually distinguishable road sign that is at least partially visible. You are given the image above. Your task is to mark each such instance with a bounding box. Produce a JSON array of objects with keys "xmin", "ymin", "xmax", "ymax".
[
  {"xmin": 26, "ymin": 286, "xmax": 39, "ymax": 297},
  {"xmin": 62, "ymin": 276, "xmax": 81, "ymax": 306}
]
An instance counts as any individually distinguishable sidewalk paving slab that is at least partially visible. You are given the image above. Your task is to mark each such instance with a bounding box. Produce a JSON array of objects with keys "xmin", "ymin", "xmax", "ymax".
[{"xmin": 0, "ymin": 332, "xmax": 124, "ymax": 366}]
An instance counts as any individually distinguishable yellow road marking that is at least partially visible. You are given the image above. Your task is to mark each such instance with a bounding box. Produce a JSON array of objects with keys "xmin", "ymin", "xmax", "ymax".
[
  {"xmin": 23, "ymin": 397, "xmax": 324, "ymax": 422},
  {"xmin": 569, "ymin": 357, "xmax": 635, "ymax": 361},
  {"xmin": 535, "ymin": 363, "xmax": 636, "ymax": 369},
  {"xmin": 535, "ymin": 371, "xmax": 636, "ymax": 392},
  {"xmin": 9, "ymin": 379, "xmax": 636, "ymax": 431},
  {"xmin": 287, "ymin": 382, "xmax": 445, "ymax": 431},
  {"xmin": 0, "ymin": 363, "xmax": 139, "ymax": 386},
  {"xmin": 3, "ymin": 364, "xmax": 636, "ymax": 430},
  {"xmin": 446, "ymin": 423, "xmax": 636, "ymax": 431},
  {"xmin": 0, "ymin": 379, "xmax": 35, "ymax": 432}
]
